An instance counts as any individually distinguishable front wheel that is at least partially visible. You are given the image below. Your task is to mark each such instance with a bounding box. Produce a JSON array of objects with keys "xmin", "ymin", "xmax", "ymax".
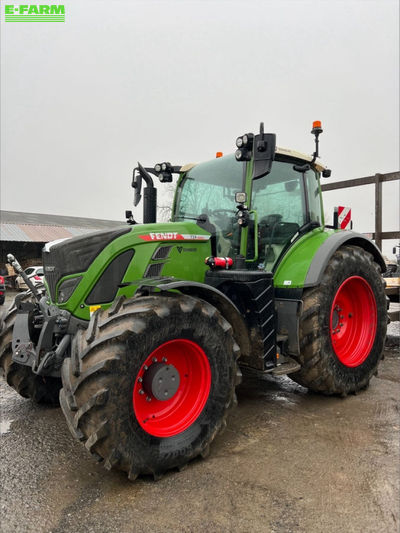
[
  {"xmin": 60, "ymin": 294, "xmax": 240, "ymax": 480},
  {"xmin": 291, "ymin": 245, "xmax": 387, "ymax": 395}
]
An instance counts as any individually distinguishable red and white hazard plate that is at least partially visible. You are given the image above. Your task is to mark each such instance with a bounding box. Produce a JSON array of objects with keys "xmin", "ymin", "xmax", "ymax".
[{"xmin": 337, "ymin": 206, "xmax": 351, "ymax": 230}]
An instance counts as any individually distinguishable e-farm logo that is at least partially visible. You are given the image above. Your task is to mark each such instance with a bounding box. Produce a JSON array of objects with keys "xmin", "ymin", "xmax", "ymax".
[{"xmin": 4, "ymin": 4, "xmax": 65, "ymax": 22}]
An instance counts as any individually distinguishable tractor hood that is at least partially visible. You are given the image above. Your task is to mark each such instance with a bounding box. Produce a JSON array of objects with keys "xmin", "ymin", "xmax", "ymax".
[
  {"xmin": 43, "ymin": 226, "xmax": 132, "ymax": 301},
  {"xmin": 42, "ymin": 221, "xmax": 212, "ymax": 316}
]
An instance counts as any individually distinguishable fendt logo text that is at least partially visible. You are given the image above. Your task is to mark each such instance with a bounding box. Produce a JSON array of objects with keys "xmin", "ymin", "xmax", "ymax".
[{"xmin": 4, "ymin": 4, "xmax": 65, "ymax": 22}]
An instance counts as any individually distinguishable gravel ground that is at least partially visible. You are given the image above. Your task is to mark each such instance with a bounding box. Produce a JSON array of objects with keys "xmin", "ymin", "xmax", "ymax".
[
  {"xmin": 1, "ymin": 291, "xmax": 399, "ymax": 533},
  {"xmin": 387, "ymin": 306, "xmax": 400, "ymax": 337},
  {"xmin": 387, "ymin": 302, "xmax": 400, "ymax": 349}
]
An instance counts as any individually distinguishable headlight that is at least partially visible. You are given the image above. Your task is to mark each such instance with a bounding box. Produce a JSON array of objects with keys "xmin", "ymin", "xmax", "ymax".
[{"xmin": 58, "ymin": 276, "xmax": 82, "ymax": 303}]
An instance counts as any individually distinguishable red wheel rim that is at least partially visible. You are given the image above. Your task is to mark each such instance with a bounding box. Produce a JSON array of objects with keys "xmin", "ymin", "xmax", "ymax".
[
  {"xmin": 330, "ymin": 276, "xmax": 377, "ymax": 367},
  {"xmin": 132, "ymin": 339, "xmax": 211, "ymax": 437}
]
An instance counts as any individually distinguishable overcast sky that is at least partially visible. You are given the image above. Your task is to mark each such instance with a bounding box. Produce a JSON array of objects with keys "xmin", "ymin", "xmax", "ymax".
[{"xmin": 1, "ymin": 0, "xmax": 399, "ymax": 254}]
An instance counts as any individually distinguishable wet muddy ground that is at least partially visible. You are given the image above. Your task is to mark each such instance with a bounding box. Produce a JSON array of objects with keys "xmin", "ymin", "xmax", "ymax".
[{"xmin": 1, "ymin": 292, "xmax": 399, "ymax": 533}]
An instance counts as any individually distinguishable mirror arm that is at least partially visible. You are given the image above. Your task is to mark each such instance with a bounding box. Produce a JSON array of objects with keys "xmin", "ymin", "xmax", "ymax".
[{"xmin": 137, "ymin": 163, "xmax": 154, "ymax": 188}]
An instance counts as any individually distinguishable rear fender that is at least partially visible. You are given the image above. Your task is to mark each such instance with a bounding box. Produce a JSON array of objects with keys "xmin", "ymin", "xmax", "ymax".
[
  {"xmin": 303, "ymin": 232, "xmax": 386, "ymax": 288},
  {"xmin": 274, "ymin": 229, "xmax": 385, "ymax": 290}
]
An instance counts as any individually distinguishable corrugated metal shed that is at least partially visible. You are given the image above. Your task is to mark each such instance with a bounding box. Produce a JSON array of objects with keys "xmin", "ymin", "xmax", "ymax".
[
  {"xmin": 0, "ymin": 224, "xmax": 32, "ymax": 242},
  {"xmin": 0, "ymin": 210, "xmax": 125, "ymax": 243}
]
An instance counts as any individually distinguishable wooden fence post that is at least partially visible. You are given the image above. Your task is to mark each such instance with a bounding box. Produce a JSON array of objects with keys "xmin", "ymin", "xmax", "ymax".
[{"xmin": 375, "ymin": 173, "xmax": 383, "ymax": 251}]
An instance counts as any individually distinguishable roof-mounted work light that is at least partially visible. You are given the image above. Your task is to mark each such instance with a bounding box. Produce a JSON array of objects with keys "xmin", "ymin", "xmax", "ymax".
[
  {"xmin": 235, "ymin": 133, "xmax": 254, "ymax": 161},
  {"xmin": 154, "ymin": 162, "xmax": 174, "ymax": 183}
]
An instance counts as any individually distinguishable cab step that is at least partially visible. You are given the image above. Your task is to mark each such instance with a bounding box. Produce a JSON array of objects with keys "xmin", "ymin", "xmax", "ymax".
[
  {"xmin": 271, "ymin": 356, "xmax": 301, "ymax": 376},
  {"xmin": 240, "ymin": 356, "xmax": 301, "ymax": 378}
]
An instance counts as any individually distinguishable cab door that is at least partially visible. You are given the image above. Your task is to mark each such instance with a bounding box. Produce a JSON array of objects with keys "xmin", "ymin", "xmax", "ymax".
[{"xmin": 244, "ymin": 159, "xmax": 321, "ymax": 271}]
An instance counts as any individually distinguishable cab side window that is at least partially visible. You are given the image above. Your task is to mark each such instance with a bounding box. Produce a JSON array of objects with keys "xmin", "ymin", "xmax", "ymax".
[
  {"xmin": 305, "ymin": 171, "xmax": 322, "ymax": 225},
  {"xmin": 251, "ymin": 161, "xmax": 306, "ymax": 268}
]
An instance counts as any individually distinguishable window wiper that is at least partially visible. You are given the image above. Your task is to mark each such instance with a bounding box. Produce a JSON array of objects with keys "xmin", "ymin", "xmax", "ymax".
[
  {"xmin": 175, "ymin": 215, "xmax": 207, "ymax": 222},
  {"xmin": 291, "ymin": 220, "xmax": 320, "ymax": 242},
  {"xmin": 300, "ymin": 220, "xmax": 320, "ymax": 232}
]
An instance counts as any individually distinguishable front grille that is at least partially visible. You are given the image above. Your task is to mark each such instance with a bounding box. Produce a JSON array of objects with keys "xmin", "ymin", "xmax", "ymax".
[{"xmin": 42, "ymin": 263, "xmax": 60, "ymax": 302}]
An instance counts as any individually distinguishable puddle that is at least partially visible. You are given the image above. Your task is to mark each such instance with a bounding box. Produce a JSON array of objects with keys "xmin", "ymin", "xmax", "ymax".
[{"xmin": 270, "ymin": 393, "xmax": 298, "ymax": 406}]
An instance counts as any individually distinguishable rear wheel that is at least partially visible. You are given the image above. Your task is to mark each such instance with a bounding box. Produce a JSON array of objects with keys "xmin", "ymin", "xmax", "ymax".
[
  {"xmin": 291, "ymin": 245, "xmax": 387, "ymax": 395},
  {"xmin": 60, "ymin": 294, "xmax": 240, "ymax": 480},
  {"xmin": 0, "ymin": 294, "xmax": 61, "ymax": 404}
]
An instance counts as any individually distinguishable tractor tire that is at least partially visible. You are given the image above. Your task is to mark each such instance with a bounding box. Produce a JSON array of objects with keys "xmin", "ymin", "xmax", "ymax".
[
  {"xmin": 60, "ymin": 293, "xmax": 241, "ymax": 480},
  {"xmin": 291, "ymin": 245, "xmax": 387, "ymax": 395},
  {"xmin": 0, "ymin": 294, "xmax": 61, "ymax": 404}
]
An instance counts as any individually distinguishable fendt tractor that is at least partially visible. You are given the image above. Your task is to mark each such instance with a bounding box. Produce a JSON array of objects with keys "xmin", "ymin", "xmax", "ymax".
[{"xmin": 0, "ymin": 122, "xmax": 387, "ymax": 480}]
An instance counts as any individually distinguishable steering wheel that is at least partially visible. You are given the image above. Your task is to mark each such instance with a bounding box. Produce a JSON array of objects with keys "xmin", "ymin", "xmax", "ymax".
[{"xmin": 210, "ymin": 209, "xmax": 236, "ymax": 239}]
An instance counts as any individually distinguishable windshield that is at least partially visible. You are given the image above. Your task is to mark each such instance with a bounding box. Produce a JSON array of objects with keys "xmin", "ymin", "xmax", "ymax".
[{"xmin": 174, "ymin": 155, "xmax": 244, "ymax": 256}]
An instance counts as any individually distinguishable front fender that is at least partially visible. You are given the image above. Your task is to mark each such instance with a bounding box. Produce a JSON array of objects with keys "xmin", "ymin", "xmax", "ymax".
[{"xmin": 136, "ymin": 278, "xmax": 251, "ymax": 359}]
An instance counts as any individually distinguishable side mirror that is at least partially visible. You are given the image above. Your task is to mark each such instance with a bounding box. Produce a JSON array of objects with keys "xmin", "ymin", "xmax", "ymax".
[
  {"xmin": 253, "ymin": 123, "xmax": 276, "ymax": 180},
  {"xmin": 132, "ymin": 169, "xmax": 142, "ymax": 207}
]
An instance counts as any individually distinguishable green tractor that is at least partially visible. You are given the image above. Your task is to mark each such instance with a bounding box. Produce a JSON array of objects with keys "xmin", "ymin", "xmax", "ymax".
[{"xmin": 0, "ymin": 122, "xmax": 387, "ymax": 480}]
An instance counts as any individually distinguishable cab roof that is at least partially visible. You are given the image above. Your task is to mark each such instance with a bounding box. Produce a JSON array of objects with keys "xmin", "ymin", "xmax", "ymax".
[
  {"xmin": 275, "ymin": 146, "xmax": 326, "ymax": 172},
  {"xmin": 181, "ymin": 146, "xmax": 327, "ymax": 173}
]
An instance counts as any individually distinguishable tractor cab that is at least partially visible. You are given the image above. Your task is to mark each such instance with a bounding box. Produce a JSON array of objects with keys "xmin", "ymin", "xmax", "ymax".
[{"xmin": 172, "ymin": 133, "xmax": 326, "ymax": 272}]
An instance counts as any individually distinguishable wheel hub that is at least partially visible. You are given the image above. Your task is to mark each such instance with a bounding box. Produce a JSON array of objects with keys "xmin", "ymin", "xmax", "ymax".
[
  {"xmin": 132, "ymin": 339, "xmax": 211, "ymax": 438},
  {"xmin": 331, "ymin": 305, "xmax": 340, "ymax": 331},
  {"xmin": 142, "ymin": 362, "xmax": 180, "ymax": 401}
]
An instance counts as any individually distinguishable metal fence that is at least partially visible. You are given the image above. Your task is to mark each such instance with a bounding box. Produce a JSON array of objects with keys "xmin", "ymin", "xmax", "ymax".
[{"xmin": 321, "ymin": 171, "xmax": 400, "ymax": 250}]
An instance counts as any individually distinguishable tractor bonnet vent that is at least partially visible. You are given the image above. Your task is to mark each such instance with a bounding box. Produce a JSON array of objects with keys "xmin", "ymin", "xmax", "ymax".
[
  {"xmin": 152, "ymin": 246, "xmax": 172, "ymax": 260},
  {"xmin": 144, "ymin": 263, "xmax": 164, "ymax": 278}
]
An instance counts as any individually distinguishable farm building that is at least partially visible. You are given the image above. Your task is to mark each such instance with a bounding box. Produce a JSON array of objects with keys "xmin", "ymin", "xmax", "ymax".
[{"xmin": 0, "ymin": 210, "xmax": 124, "ymax": 275}]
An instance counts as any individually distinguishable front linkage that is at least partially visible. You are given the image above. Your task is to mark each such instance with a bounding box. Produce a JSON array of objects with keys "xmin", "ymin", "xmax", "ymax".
[{"xmin": 7, "ymin": 254, "xmax": 83, "ymax": 377}]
